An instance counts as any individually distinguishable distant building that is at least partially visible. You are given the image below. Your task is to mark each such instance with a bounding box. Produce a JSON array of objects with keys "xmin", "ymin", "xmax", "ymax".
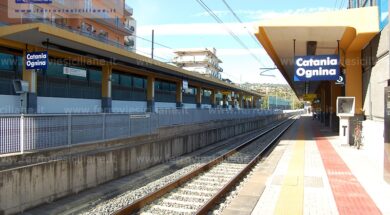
[
  {"xmin": 173, "ymin": 48, "xmax": 223, "ymax": 80},
  {"xmin": 222, "ymin": 78, "xmax": 233, "ymax": 84}
]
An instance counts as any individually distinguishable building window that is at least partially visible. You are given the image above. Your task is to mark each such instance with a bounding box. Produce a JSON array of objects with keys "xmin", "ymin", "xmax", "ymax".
[
  {"xmin": 133, "ymin": 76, "xmax": 146, "ymax": 89},
  {"xmin": 38, "ymin": 60, "xmax": 102, "ymax": 99},
  {"xmin": 55, "ymin": 0, "xmax": 65, "ymax": 4},
  {"xmin": 155, "ymin": 79, "xmax": 176, "ymax": 103},
  {"xmin": 112, "ymin": 71, "xmax": 147, "ymax": 101},
  {"xmin": 119, "ymin": 74, "xmax": 132, "ymax": 87},
  {"xmin": 0, "ymin": 52, "xmax": 22, "ymax": 95},
  {"xmin": 54, "ymin": 14, "xmax": 67, "ymax": 26},
  {"xmin": 98, "ymin": 30, "xmax": 108, "ymax": 40},
  {"xmin": 84, "ymin": 0, "xmax": 92, "ymax": 10}
]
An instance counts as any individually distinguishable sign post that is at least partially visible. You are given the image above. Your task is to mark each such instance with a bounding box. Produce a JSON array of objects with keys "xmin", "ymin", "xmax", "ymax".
[
  {"xmin": 336, "ymin": 97, "xmax": 355, "ymax": 146},
  {"xmin": 384, "ymin": 85, "xmax": 390, "ymax": 183}
]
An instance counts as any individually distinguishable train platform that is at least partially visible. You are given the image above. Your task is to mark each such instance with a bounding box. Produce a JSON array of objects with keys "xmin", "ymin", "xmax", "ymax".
[{"xmin": 222, "ymin": 115, "xmax": 390, "ymax": 215}]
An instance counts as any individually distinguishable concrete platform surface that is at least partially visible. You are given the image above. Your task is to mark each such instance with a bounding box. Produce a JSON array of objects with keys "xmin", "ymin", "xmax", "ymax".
[{"xmin": 228, "ymin": 115, "xmax": 390, "ymax": 215}]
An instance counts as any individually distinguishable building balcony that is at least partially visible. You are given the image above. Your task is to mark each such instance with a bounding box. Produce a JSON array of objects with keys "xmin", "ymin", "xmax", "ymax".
[
  {"xmin": 22, "ymin": 15, "xmax": 135, "ymax": 52},
  {"xmin": 125, "ymin": 4, "xmax": 134, "ymax": 16},
  {"xmin": 173, "ymin": 59, "xmax": 223, "ymax": 73},
  {"xmin": 92, "ymin": 16, "xmax": 134, "ymax": 35}
]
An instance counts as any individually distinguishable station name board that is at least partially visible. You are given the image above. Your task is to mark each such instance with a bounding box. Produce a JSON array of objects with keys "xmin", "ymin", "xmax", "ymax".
[
  {"xmin": 25, "ymin": 51, "xmax": 48, "ymax": 70},
  {"xmin": 294, "ymin": 55, "xmax": 339, "ymax": 82}
]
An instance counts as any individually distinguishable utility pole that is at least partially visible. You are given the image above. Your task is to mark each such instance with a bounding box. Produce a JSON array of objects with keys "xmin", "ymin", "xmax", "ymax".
[
  {"xmin": 151, "ymin": 29, "xmax": 154, "ymax": 59},
  {"xmin": 267, "ymin": 96, "xmax": 269, "ymax": 110}
]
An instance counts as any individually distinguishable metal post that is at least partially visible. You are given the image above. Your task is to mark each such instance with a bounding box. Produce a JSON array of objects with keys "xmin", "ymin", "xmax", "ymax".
[
  {"xmin": 267, "ymin": 96, "xmax": 269, "ymax": 110},
  {"xmin": 149, "ymin": 114, "xmax": 152, "ymax": 134},
  {"xmin": 102, "ymin": 113, "xmax": 106, "ymax": 140},
  {"xmin": 67, "ymin": 114, "xmax": 72, "ymax": 146},
  {"xmin": 151, "ymin": 29, "xmax": 154, "ymax": 59},
  {"xmin": 128, "ymin": 114, "xmax": 132, "ymax": 137},
  {"xmin": 20, "ymin": 114, "xmax": 24, "ymax": 154}
]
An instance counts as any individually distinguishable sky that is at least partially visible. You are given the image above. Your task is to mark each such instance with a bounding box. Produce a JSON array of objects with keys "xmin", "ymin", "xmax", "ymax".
[{"xmin": 125, "ymin": 0, "xmax": 348, "ymax": 84}]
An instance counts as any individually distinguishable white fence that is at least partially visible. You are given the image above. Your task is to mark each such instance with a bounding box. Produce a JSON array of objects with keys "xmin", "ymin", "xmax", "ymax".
[{"xmin": 0, "ymin": 109, "xmax": 299, "ymax": 154}]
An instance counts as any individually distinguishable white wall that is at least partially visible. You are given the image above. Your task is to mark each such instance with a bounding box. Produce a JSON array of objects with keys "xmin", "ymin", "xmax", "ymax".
[
  {"xmin": 183, "ymin": 103, "xmax": 197, "ymax": 109},
  {"xmin": 155, "ymin": 102, "xmax": 176, "ymax": 110},
  {"xmin": 363, "ymin": 24, "xmax": 389, "ymax": 120},
  {"xmin": 0, "ymin": 95, "xmax": 20, "ymax": 114},
  {"xmin": 362, "ymin": 120, "xmax": 385, "ymax": 174},
  {"xmin": 112, "ymin": 100, "xmax": 147, "ymax": 113},
  {"xmin": 360, "ymin": 24, "xmax": 388, "ymax": 179},
  {"xmin": 38, "ymin": 97, "xmax": 101, "ymax": 114},
  {"xmin": 201, "ymin": 104, "xmax": 212, "ymax": 109}
]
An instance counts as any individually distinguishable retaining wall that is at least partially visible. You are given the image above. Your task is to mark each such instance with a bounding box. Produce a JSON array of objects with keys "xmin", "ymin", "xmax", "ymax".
[{"xmin": 0, "ymin": 114, "xmax": 290, "ymax": 214}]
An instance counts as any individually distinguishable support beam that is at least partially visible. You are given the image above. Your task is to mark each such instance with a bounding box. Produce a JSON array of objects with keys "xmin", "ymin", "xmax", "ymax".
[
  {"xmin": 147, "ymin": 76, "xmax": 155, "ymax": 112},
  {"xmin": 238, "ymin": 94, "xmax": 243, "ymax": 109},
  {"xmin": 210, "ymin": 89, "xmax": 217, "ymax": 108},
  {"xmin": 222, "ymin": 94, "xmax": 228, "ymax": 108},
  {"xmin": 101, "ymin": 64, "xmax": 112, "ymax": 113},
  {"xmin": 324, "ymin": 82, "xmax": 331, "ymax": 126},
  {"xmin": 196, "ymin": 86, "xmax": 202, "ymax": 108},
  {"xmin": 176, "ymin": 81, "xmax": 183, "ymax": 108},
  {"xmin": 320, "ymin": 86, "xmax": 325, "ymax": 123},
  {"xmin": 22, "ymin": 50, "xmax": 37, "ymax": 114},
  {"xmin": 231, "ymin": 93, "xmax": 236, "ymax": 109},
  {"xmin": 253, "ymin": 96, "xmax": 258, "ymax": 109},
  {"xmin": 330, "ymin": 82, "xmax": 342, "ymax": 131},
  {"xmin": 345, "ymin": 51, "xmax": 363, "ymax": 115}
]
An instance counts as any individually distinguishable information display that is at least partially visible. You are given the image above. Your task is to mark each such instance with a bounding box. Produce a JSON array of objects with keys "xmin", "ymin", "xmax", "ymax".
[{"xmin": 336, "ymin": 97, "xmax": 355, "ymax": 117}]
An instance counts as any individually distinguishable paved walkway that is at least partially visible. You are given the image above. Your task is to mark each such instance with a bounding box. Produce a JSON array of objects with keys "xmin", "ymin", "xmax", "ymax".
[{"xmin": 251, "ymin": 115, "xmax": 390, "ymax": 215}]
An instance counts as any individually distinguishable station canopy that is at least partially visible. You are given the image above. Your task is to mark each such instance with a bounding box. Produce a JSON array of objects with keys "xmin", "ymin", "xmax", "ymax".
[{"xmin": 255, "ymin": 7, "xmax": 379, "ymax": 97}]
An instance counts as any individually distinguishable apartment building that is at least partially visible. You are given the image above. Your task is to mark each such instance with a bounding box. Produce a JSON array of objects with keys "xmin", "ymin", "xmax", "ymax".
[
  {"xmin": 0, "ymin": 0, "xmax": 136, "ymax": 50},
  {"xmin": 173, "ymin": 48, "xmax": 223, "ymax": 80}
]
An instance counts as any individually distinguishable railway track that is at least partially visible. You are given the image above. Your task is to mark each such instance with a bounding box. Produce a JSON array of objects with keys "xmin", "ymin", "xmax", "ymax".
[{"xmin": 114, "ymin": 116, "xmax": 297, "ymax": 215}]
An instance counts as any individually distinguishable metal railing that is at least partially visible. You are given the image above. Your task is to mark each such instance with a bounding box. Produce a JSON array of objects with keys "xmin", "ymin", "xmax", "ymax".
[
  {"xmin": 0, "ymin": 109, "xmax": 301, "ymax": 154},
  {"xmin": 22, "ymin": 14, "xmax": 134, "ymax": 52}
]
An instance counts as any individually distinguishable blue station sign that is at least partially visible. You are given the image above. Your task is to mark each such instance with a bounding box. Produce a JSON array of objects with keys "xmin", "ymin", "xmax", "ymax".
[
  {"xmin": 25, "ymin": 51, "xmax": 48, "ymax": 70},
  {"xmin": 294, "ymin": 55, "xmax": 340, "ymax": 82}
]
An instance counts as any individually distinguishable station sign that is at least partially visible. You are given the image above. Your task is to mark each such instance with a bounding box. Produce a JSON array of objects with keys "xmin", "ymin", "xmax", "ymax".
[
  {"xmin": 25, "ymin": 51, "xmax": 48, "ymax": 70},
  {"xmin": 294, "ymin": 55, "xmax": 340, "ymax": 82},
  {"xmin": 63, "ymin": 67, "xmax": 87, "ymax": 78}
]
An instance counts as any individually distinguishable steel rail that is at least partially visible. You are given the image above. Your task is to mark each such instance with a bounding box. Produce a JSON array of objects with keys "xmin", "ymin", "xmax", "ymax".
[
  {"xmin": 114, "ymin": 116, "xmax": 297, "ymax": 215},
  {"xmin": 195, "ymin": 118, "xmax": 296, "ymax": 214}
]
